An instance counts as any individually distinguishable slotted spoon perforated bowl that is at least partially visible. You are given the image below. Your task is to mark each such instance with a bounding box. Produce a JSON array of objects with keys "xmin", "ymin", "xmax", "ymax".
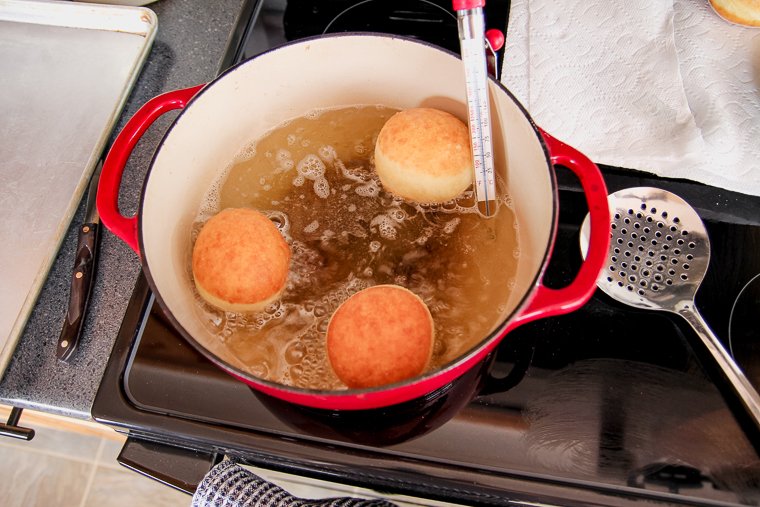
[{"xmin": 580, "ymin": 187, "xmax": 760, "ymax": 428}]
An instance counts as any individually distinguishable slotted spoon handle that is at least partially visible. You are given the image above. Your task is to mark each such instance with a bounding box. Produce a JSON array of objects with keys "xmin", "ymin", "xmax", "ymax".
[{"xmin": 678, "ymin": 303, "xmax": 760, "ymax": 428}]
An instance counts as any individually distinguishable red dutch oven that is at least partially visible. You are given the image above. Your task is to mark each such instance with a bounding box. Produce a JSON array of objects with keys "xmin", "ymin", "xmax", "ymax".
[{"xmin": 98, "ymin": 34, "xmax": 610, "ymax": 411}]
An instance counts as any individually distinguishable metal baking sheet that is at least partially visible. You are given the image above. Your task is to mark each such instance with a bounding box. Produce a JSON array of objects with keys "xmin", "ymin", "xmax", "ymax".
[{"xmin": 0, "ymin": 0, "xmax": 157, "ymax": 378}]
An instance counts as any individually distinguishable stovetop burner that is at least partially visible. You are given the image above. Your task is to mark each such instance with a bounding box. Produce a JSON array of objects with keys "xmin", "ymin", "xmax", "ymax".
[
  {"xmin": 93, "ymin": 1, "xmax": 760, "ymax": 505},
  {"xmin": 230, "ymin": 0, "xmax": 507, "ymax": 74}
]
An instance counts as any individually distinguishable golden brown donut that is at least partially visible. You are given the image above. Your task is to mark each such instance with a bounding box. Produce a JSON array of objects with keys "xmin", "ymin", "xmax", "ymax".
[
  {"xmin": 374, "ymin": 108, "xmax": 473, "ymax": 203},
  {"xmin": 192, "ymin": 208, "xmax": 291, "ymax": 312},
  {"xmin": 709, "ymin": 0, "xmax": 760, "ymax": 26},
  {"xmin": 326, "ymin": 285, "xmax": 435, "ymax": 389}
]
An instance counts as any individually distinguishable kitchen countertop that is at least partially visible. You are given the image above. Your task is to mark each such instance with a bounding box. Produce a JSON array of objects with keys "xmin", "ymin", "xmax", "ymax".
[{"xmin": 0, "ymin": 0, "xmax": 245, "ymax": 420}]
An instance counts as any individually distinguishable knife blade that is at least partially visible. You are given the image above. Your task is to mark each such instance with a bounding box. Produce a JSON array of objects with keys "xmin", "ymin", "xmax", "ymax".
[{"xmin": 57, "ymin": 161, "xmax": 102, "ymax": 362}]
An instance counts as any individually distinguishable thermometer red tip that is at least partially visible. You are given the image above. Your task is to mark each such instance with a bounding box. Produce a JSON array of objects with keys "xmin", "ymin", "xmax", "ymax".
[{"xmin": 452, "ymin": 0, "xmax": 486, "ymax": 11}]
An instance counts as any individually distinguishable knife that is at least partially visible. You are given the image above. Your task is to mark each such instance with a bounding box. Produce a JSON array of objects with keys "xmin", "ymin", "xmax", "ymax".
[{"xmin": 57, "ymin": 161, "xmax": 102, "ymax": 362}]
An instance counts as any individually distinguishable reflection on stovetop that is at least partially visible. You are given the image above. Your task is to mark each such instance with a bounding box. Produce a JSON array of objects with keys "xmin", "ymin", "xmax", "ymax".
[{"xmin": 93, "ymin": 1, "xmax": 760, "ymax": 505}]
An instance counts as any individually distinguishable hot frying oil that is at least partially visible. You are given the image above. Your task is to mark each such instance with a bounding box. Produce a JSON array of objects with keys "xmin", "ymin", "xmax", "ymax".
[{"xmin": 194, "ymin": 105, "xmax": 521, "ymax": 390}]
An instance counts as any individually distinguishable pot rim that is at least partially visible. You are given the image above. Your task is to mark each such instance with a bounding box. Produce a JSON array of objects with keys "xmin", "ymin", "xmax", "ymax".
[{"xmin": 136, "ymin": 32, "xmax": 558, "ymax": 400}]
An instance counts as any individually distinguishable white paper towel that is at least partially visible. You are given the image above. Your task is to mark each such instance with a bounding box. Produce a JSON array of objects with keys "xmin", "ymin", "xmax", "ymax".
[{"xmin": 501, "ymin": 0, "xmax": 760, "ymax": 196}]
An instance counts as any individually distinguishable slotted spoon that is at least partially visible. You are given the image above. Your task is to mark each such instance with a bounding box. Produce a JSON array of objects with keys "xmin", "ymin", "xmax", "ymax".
[{"xmin": 579, "ymin": 187, "xmax": 760, "ymax": 428}]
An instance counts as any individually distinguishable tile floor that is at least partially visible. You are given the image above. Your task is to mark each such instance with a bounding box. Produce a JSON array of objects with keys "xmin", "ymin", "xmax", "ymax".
[
  {"xmin": 0, "ymin": 406, "xmax": 464, "ymax": 507},
  {"xmin": 0, "ymin": 416, "xmax": 188, "ymax": 507}
]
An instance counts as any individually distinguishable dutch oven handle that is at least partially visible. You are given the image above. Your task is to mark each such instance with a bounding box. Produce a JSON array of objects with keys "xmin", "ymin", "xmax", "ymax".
[
  {"xmin": 97, "ymin": 84, "xmax": 205, "ymax": 255},
  {"xmin": 511, "ymin": 130, "xmax": 610, "ymax": 326}
]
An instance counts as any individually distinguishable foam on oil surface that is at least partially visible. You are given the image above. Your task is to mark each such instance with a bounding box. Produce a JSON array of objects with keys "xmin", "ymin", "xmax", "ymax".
[{"xmin": 191, "ymin": 105, "xmax": 521, "ymax": 390}]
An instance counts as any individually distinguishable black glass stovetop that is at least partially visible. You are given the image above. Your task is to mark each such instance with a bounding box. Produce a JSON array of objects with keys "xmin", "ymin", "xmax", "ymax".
[{"xmin": 93, "ymin": 1, "xmax": 760, "ymax": 505}]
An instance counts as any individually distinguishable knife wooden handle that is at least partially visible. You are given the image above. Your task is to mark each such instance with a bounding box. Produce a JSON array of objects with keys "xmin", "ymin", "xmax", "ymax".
[{"xmin": 57, "ymin": 221, "xmax": 99, "ymax": 362}]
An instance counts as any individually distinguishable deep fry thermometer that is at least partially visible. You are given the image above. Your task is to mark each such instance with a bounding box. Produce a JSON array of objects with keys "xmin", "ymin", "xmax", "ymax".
[{"xmin": 454, "ymin": 0, "xmax": 496, "ymax": 216}]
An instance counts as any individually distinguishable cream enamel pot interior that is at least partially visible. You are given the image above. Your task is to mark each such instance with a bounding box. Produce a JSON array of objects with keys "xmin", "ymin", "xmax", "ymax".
[{"xmin": 97, "ymin": 34, "xmax": 610, "ymax": 410}]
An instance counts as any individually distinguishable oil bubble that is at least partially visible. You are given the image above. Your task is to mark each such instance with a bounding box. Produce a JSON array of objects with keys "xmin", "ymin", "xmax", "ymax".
[
  {"xmin": 262, "ymin": 210, "xmax": 290, "ymax": 236},
  {"xmin": 313, "ymin": 176, "xmax": 330, "ymax": 199},
  {"xmin": 276, "ymin": 149, "xmax": 291, "ymax": 162},
  {"xmin": 303, "ymin": 220, "xmax": 319, "ymax": 233},
  {"xmin": 441, "ymin": 200, "xmax": 458, "ymax": 212},
  {"xmin": 284, "ymin": 340, "xmax": 306, "ymax": 364},
  {"xmin": 355, "ymin": 181, "xmax": 380, "ymax": 197},
  {"xmin": 318, "ymin": 145, "xmax": 337, "ymax": 163},
  {"xmin": 443, "ymin": 217, "xmax": 461, "ymax": 234},
  {"xmin": 277, "ymin": 157, "xmax": 294, "ymax": 172},
  {"xmin": 248, "ymin": 362, "xmax": 269, "ymax": 378},
  {"xmin": 289, "ymin": 364, "xmax": 304, "ymax": 381},
  {"xmin": 238, "ymin": 144, "xmax": 256, "ymax": 161},
  {"xmin": 370, "ymin": 214, "xmax": 397, "ymax": 240},
  {"xmin": 390, "ymin": 209, "xmax": 406, "ymax": 222},
  {"xmin": 348, "ymin": 224, "xmax": 368, "ymax": 238},
  {"xmin": 340, "ymin": 164, "xmax": 369, "ymax": 183},
  {"xmin": 297, "ymin": 154, "xmax": 326, "ymax": 180}
]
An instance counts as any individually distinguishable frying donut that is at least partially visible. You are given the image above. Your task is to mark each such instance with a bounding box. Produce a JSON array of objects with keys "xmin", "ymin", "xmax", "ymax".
[
  {"xmin": 374, "ymin": 107, "xmax": 473, "ymax": 203},
  {"xmin": 326, "ymin": 284, "xmax": 435, "ymax": 389},
  {"xmin": 192, "ymin": 207, "xmax": 291, "ymax": 312}
]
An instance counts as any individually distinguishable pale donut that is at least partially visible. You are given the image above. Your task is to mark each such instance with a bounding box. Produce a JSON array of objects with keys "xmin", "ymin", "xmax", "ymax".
[
  {"xmin": 374, "ymin": 108, "xmax": 473, "ymax": 203},
  {"xmin": 326, "ymin": 285, "xmax": 435, "ymax": 389},
  {"xmin": 709, "ymin": 0, "xmax": 760, "ymax": 26},
  {"xmin": 192, "ymin": 208, "xmax": 291, "ymax": 312}
]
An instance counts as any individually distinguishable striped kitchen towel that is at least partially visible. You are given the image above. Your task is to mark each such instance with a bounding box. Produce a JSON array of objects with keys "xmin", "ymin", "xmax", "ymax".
[{"xmin": 192, "ymin": 460, "xmax": 397, "ymax": 507}]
